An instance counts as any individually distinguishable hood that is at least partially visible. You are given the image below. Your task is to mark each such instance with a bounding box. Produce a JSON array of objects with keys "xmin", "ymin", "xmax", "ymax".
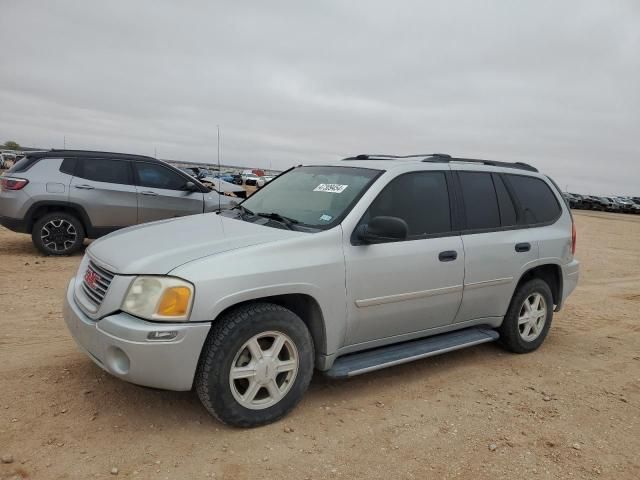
[{"xmin": 87, "ymin": 213, "xmax": 301, "ymax": 275}]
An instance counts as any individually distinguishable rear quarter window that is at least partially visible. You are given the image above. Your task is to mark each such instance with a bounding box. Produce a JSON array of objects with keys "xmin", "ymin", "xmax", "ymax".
[
  {"xmin": 59, "ymin": 158, "xmax": 77, "ymax": 175},
  {"xmin": 505, "ymin": 174, "xmax": 561, "ymax": 225}
]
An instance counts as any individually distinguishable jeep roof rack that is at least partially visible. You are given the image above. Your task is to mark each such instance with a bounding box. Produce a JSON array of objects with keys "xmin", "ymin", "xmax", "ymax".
[{"xmin": 343, "ymin": 153, "xmax": 538, "ymax": 172}]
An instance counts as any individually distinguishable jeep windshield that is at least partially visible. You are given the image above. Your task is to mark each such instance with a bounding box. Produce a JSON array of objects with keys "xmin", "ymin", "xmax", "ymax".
[{"xmin": 228, "ymin": 165, "xmax": 381, "ymax": 231}]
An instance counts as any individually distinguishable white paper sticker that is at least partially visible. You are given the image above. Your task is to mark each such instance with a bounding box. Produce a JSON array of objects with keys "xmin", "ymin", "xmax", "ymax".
[
  {"xmin": 319, "ymin": 214, "xmax": 333, "ymax": 222},
  {"xmin": 314, "ymin": 183, "xmax": 348, "ymax": 193}
]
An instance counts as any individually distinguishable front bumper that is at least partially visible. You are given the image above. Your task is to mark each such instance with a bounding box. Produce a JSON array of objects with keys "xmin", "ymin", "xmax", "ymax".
[{"xmin": 63, "ymin": 279, "xmax": 211, "ymax": 391}]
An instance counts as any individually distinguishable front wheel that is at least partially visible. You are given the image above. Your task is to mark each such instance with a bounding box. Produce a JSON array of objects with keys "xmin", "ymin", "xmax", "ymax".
[
  {"xmin": 498, "ymin": 279, "xmax": 553, "ymax": 353},
  {"xmin": 195, "ymin": 302, "xmax": 314, "ymax": 427}
]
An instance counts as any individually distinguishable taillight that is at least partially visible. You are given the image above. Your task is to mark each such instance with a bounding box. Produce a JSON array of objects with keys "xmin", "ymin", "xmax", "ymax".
[
  {"xmin": 571, "ymin": 220, "xmax": 577, "ymax": 255},
  {"xmin": 0, "ymin": 177, "xmax": 29, "ymax": 191}
]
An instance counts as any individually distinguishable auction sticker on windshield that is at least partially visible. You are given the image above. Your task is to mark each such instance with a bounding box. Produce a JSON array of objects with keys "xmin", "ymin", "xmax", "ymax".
[{"xmin": 314, "ymin": 184, "xmax": 348, "ymax": 193}]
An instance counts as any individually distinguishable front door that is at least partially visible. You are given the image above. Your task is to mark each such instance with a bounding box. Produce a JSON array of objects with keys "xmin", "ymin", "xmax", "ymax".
[
  {"xmin": 343, "ymin": 170, "xmax": 464, "ymax": 346},
  {"xmin": 133, "ymin": 162, "xmax": 204, "ymax": 223}
]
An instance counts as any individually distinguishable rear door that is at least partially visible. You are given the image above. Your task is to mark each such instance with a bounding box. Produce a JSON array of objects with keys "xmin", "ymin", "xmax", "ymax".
[
  {"xmin": 452, "ymin": 168, "xmax": 539, "ymax": 323},
  {"xmin": 133, "ymin": 161, "xmax": 204, "ymax": 223},
  {"xmin": 68, "ymin": 157, "xmax": 137, "ymax": 228}
]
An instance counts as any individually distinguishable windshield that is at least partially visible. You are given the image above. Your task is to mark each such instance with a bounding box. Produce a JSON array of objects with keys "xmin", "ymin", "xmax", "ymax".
[{"xmin": 237, "ymin": 165, "xmax": 381, "ymax": 230}]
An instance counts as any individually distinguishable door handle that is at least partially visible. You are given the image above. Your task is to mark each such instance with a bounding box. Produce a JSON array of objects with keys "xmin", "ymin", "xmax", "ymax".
[
  {"xmin": 515, "ymin": 242, "xmax": 531, "ymax": 252},
  {"xmin": 74, "ymin": 184, "xmax": 94, "ymax": 190},
  {"xmin": 438, "ymin": 250, "xmax": 458, "ymax": 262},
  {"xmin": 140, "ymin": 191, "xmax": 158, "ymax": 196}
]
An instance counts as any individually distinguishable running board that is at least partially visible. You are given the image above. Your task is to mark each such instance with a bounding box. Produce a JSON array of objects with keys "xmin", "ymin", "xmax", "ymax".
[{"xmin": 325, "ymin": 327, "xmax": 499, "ymax": 378}]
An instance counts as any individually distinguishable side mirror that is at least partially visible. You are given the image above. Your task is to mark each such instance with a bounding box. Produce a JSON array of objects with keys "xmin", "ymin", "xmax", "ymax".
[
  {"xmin": 185, "ymin": 181, "xmax": 200, "ymax": 192},
  {"xmin": 356, "ymin": 216, "xmax": 409, "ymax": 244}
]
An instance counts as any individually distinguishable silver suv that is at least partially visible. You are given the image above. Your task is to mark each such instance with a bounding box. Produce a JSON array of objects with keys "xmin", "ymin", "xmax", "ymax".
[
  {"xmin": 0, "ymin": 150, "xmax": 235, "ymax": 255},
  {"xmin": 62, "ymin": 153, "xmax": 580, "ymax": 427}
]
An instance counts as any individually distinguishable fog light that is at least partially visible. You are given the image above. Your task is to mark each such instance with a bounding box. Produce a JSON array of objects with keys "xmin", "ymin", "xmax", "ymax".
[
  {"xmin": 105, "ymin": 346, "xmax": 130, "ymax": 375},
  {"xmin": 147, "ymin": 330, "xmax": 179, "ymax": 341}
]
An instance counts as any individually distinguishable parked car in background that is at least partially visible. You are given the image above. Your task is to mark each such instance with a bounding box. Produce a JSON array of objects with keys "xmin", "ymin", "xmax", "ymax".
[
  {"xmin": 182, "ymin": 167, "xmax": 247, "ymax": 198},
  {"xmin": 572, "ymin": 193, "xmax": 587, "ymax": 209},
  {"xmin": 242, "ymin": 173, "xmax": 266, "ymax": 188},
  {"xmin": 612, "ymin": 197, "xmax": 635, "ymax": 213},
  {"xmin": 220, "ymin": 172, "xmax": 243, "ymax": 185},
  {"xmin": 596, "ymin": 197, "xmax": 618, "ymax": 212},
  {"xmin": 62, "ymin": 153, "xmax": 578, "ymax": 427},
  {"xmin": 242, "ymin": 168, "xmax": 265, "ymax": 177},
  {"xmin": 562, "ymin": 192, "xmax": 581, "ymax": 209},
  {"xmin": 0, "ymin": 150, "xmax": 236, "ymax": 255},
  {"xmin": 1, "ymin": 152, "xmax": 16, "ymax": 169},
  {"xmin": 581, "ymin": 195, "xmax": 602, "ymax": 210}
]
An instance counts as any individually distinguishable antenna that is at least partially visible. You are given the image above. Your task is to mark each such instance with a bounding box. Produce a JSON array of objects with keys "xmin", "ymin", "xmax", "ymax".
[{"xmin": 217, "ymin": 125, "xmax": 221, "ymax": 212}]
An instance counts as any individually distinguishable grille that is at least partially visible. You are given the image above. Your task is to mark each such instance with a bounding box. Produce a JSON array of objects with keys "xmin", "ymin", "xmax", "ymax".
[{"xmin": 81, "ymin": 261, "xmax": 114, "ymax": 307}]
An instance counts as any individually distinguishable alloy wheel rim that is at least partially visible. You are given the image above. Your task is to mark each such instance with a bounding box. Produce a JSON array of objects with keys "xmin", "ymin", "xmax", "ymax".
[
  {"xmin": 41, "ymin": 219, "xmax": 77, "ymax": 252},
  {"xmin": 518, "ymin": 293, "xmax": 547, "ymax": 342},
  {"xmin": 229, "ymin": 331, "xmax": 299, "ymax": 410}
]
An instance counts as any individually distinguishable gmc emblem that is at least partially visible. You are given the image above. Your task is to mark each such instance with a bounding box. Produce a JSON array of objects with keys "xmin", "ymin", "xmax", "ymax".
[{"xmin": 84, "ymin": 269, "xmax": 100, "ymax": 290}]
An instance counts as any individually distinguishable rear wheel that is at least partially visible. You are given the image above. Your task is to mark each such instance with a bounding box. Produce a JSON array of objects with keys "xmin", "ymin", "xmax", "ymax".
[
  {"xmin": 32, "ymin": 212, "xmax": 85, "ymax": 256},
  {"xmin": 195, "ymin": 302, "xmax": 314, "ymax": 427},
  {"xmin": 499, "ymin": 278, "xmax": 553, "ymax": 353}
]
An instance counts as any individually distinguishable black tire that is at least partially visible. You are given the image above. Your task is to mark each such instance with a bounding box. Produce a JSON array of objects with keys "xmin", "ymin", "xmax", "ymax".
[
  {"xmin": 195, "ymin": 302, "xmax": 314, "ymax": 427},
  {"xmin": 32, "ymin": 212, "xmax": 85, "ymax": 256},
  {"xmin": 498, "ymin": 278, "xmax": 554, "ymax": 354}
]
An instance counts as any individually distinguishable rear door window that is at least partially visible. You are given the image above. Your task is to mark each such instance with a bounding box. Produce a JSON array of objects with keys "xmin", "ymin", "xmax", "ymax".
[
  {"xmin": 493, "ymin": 174, "xmax": 517, "ymax": 226},
  {"xmin": 76, "ymin": 158, "xmax": 133, "ymax": 185},
  {"xmin": 505, "ymin": 174, "xmax": 561, "ymax": 224},
  {"xmin": 458, "ymin": 172, "xmax": 500, "ymax": 230}
]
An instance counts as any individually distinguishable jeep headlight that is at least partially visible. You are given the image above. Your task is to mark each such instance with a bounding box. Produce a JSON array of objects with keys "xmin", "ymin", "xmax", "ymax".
[{"xmin": 122, "ymin": 276, "xmax": 194, "ymax": 321}]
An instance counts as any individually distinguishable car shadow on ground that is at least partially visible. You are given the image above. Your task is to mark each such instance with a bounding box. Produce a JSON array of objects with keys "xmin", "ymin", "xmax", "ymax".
[{"xmin": 61, "ymin": 342, "xmax": 503, "ymax": 431}]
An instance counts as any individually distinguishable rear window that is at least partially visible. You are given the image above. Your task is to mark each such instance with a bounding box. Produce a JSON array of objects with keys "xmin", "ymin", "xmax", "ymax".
[
  {"xmin": 458, "ymin": 172, "xmax": 500, "ymax": 230},
  {"xmin": 505, "ymin": 174, "xmax": 561, "ymax": 225},
  {"xmin": 6, "ymin": 155, "xmax": 41, "ymax": 173}
]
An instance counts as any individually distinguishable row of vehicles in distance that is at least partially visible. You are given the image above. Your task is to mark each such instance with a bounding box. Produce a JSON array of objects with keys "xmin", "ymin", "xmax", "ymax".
[
  {"xmin": 178, "ymin": 166, "xmax": 276, "ymax": 193},
  {"xmin": 562, "ymin": 192, "xmax": 640, "ymax": 214}
]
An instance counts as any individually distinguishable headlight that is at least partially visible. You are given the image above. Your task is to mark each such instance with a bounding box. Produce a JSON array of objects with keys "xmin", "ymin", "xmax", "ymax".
[{"xmin": 121, "ymin": 276, "xmax": 194, "ymax": 321}]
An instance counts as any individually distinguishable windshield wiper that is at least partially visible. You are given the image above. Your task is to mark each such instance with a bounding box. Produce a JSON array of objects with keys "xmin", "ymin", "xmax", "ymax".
[
  {"xmin": 256, "ymin": 212, "xmax": 299, "ymax": 230},
  {"xmin": 231, "ymin": 204, "xmax": 255, "ymax": 218}
]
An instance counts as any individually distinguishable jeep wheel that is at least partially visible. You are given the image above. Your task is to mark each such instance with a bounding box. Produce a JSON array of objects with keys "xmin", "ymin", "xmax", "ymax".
[
  {"xmin": 498, "ymin": 278, "xmax": 553, "ymax": 353},
  {"xmin": 32, "ymin": 212, "xmax": 85, "ymax": 256},
  {"xmin": 195, "ymin": 302, "xmax": 314, "ymax": 427}
]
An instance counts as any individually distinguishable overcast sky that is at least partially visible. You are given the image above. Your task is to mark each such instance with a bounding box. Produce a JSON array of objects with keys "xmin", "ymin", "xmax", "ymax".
[{"xmin": 1, "ymin": 1, "xmax": 638, "ymax": 195}]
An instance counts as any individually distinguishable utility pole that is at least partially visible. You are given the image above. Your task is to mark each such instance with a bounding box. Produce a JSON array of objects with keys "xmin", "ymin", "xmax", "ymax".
[
  {"xmin": 154, "ymin": 147, "xmax": 157, "ymax": 159},
  {"xmin": 63, "ymin": 135, "xmax": 66, "ymax": 149}
]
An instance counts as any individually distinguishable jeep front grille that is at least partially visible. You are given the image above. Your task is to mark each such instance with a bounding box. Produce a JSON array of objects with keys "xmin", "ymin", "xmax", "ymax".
[{"xmin": 81, "ymin": 261, "xmax": 114, "ymax": 307}]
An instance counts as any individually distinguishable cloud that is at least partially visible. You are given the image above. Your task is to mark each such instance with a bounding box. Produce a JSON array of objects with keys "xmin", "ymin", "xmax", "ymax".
[{"xmin": 1, "ymin": 0, "xmax": 638, "ymax": 194}]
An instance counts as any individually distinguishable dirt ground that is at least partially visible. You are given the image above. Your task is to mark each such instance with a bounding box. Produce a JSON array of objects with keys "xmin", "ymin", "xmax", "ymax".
[{"xmin": 0, "ymin": 211, "xmax": 638, "ymax": 480}]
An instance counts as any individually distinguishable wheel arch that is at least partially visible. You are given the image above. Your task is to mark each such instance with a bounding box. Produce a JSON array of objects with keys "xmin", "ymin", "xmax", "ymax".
[
  {"xmin": 514, "ymin": 263, "xmax": 563, "ymax": 312},
  {"xmin": 25, "ymin": 201, "xmax": 93, "ymax": 236},
  {"xmin": 210, "ymin": 293, "xmax": 327, "ymax": 369}
]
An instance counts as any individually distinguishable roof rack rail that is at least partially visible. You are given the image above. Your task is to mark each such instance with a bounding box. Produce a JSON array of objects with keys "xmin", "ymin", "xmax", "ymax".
[
  {"xmin": 344, "ymin": 153, "xmax": 449, "ymax": 160},
  {"xmin": 421, "ymin": 156, "xmax": 538, "ymax": 172},
  {"xmin": 342, "ymin": 152, "xmax": 537, "ymax": 172}
]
